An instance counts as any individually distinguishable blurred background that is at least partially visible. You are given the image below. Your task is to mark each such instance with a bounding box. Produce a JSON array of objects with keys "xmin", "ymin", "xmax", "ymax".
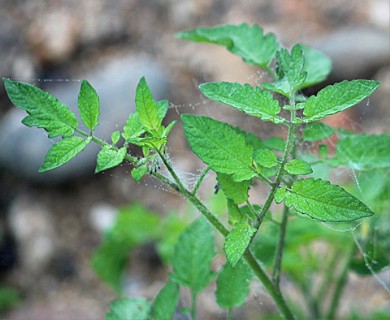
[{"xmin": 0, "ymin": 0, "xmax": 389, "ymax": 319}]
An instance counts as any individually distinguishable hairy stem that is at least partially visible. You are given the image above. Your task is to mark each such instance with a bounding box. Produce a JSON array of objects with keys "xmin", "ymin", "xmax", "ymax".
[{"xmin": 192, "ymin": 166, "xmax": 211, "ymax": 195}]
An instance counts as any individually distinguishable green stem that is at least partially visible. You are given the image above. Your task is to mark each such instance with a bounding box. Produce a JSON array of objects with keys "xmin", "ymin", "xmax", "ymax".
[
  {"xmin": 272, "ymin": 205, "xmax": 289, "ymax": 287},
  {"xmin": 192, "ymin": 166, "xmax": 211, "ymax": 195},
  {"xmin": 227, "ymin": 308, "xmax": 233, "ymax": 320},
  {"xmin": 326, "ymin": 245, "xmax": 354, "ymax": 320},
  {"xmin": 191, "ymin": 290, "xmax": 197, "ymax": 320},
  {"xmin": 157, "ymin": 150, "xmax": 295, "ymax": 319}
]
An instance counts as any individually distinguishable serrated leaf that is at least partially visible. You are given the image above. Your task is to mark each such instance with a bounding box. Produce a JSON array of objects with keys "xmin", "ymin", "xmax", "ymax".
[
  {"xmin": 274, "ymin": 187, "xmax": 287, "ymax": 203},
  {"xmin": 177, "ymin": 23, "xmax": 279, "ymax": 67},
  {"xmin": 111, "ymin": 130, "xmax": 121, "ymax": 145},
  {"xmin": 172, "ymin": 217, "xmax": 215, "ymax": 295},
  {"xmin": 106, "ymin": 298, "xmax": 150, "ymax": 320},
  {"xmin": 95, "ymin": 146, "xmax": 127, "ymax": 173},
  {"xmin": 216, "ymin": 261, "xmax": 252, "ymax": 309},
  {"xmin": 224, "ymin": 219, "xmax": 256, "ymax": 267},
  {"xmin": 151, "ymin": 280, "xmax": 180, "ymax": 320},
  {"xmin": 200, "ymin": 82, "xmax": 284, "ymax": 124},
  {"xmin": 131, "ymin": 165, "xmax": 148, "ymax": 182},
  {"xmin": 281, "ymin": 178, "xmax": 374, "ymax": 222},
  {"xmin": 39, "ymin": 136, "xmax": 91, "ymax": 172},
  {"xmin": 122, "ymin": 113, "xmax": 145, "ymax": 141},
  {"xmin": 300, "ymin": 44, "xmax": 332, "ymax": 89},
  {"xmin": 156, "ymin": 99, "xmax": 169, "ymax": 122},
  {"xmin": 217, "ymin": 173, "xmax": 251, "ymax": 204},
  {"xmin": 335, "ymin": 133, "xmax": 390, "ymax": 170},
  {"xmin": 263, "ymin": 44, "xmax": 306, "ymax": 96},
  {"xmin": 253, "ymin": 148, "xmax": 278, "ymax": 168},
  {"xmin": 136, "ymin": 77, "xmax": 160, "ymax": 131},
  {"xmin": 78, "ymin": 80, "xmax": 100, "ymax": 131},
  {"xmin": 181, "ymin": 114, "xmax": 255, "ymax": 181},
  {"xmin": 303, "ymin": 122, "xmax": 334, "ymax": 141},
  {"xmin": 4, "ymin": 78, "xmax": 78, "ymax": 138},
  {"xmin": 284, "ymin": 159, "xmax": 313, "ymax": 175},
  {"xmin": 302, "ymin": 80, "xmax": 380, "ymax": 122}
]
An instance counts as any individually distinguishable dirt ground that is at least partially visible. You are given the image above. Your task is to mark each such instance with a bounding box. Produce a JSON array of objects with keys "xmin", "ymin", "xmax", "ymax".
[{"xmin": 0, "ymin": 1, "xmax": 389, "ymax": 319}]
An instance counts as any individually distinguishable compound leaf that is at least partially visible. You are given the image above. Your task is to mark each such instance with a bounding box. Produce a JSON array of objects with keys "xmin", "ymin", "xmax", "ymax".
[
  {"xmin": 106, "ymin": 298, "xmax": 150, "ymax": 320},
  {"xmin": 302, "ymin": 80, "xmax": 380, "ymax": 122},
  {"xmin": 177, "ymin": 23, "xmax": 279, "ymax": 67},
  {"xmin": 200, "ymin": 82, "xmax": 284, "ymax": 124},
  {"xmin": 4, "ymin": 78, "xmax": 78, "ymax": 138},
  {"xmin": 39, "ymin": 136, "xmax": 91, "ymax": 172},
  {"xmin": 78, "ymin": 80, "xmax": 100, "ymax": 131},
  {"xmin": 225, "ymin": 219, "xmax": 256, "ymax": 267},
  {"xmin": 263, "ymin": 44, "xmax": 306, "ymax": 96},
  {"xmin": 151, "ymin": 280, "xmax": 180, "ymax": 320},
  {"xmin": 95, "ymin": 146, "xmax": 127, "ymax": 173},
  {"xmin": 181, "ymin": 114, "xmax": 255, "ymax": 181},
  {"xmin": 216, "ymin": 261, "xmax": 251, "ymax": 309},
  {"xmin": 217, "ymin": 173, "xmax": 251, "ymax": 204},
  {"xmin": 135, "ymin": 77, "xmax": 160, "ymax": 132},
  {"xmin": 172, "ymin": 217, "xmax": 215, "ymax": 295},
  {"xmin": 280, "ymin": 178, "xmax": 374, "ymax": 222},
  {"xmin": 303, "ymin": 122, "xmax": 334, "ymax": 142},
  {"xmin": 335, "ymin": 133, "xmax": 390, "ymax": 171},
  {"xmin": 284, "ymin": 159, "xmax": 313, "ymax": 175}
]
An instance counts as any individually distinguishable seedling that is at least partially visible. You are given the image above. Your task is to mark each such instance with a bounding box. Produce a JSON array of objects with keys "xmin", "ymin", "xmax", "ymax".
[{"xmin": 3, "ymin": 23, "xmax": 390, "ymax": 319}]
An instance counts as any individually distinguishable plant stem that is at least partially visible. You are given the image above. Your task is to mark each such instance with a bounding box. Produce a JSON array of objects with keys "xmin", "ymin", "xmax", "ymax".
[
  {"xmin": 192, "ymin": 166, "xmax": 211, "ymax": 195},
  {"xmin": 227, "ymin": 308, "xmax": 233, "ymax": 320},
  {"xmin": 272, "ymin": 204, "xmax": 289, "ymax": 287},
  {"xmin": 157, "ymin": 150, "xmax": 295, "ymax": 319},
  {"xmin": 243, "ymin": 250, "xmax": 295, "ymax": 319},
  {"xmin": 191, "ymin": 290, "xmax": 197, "ymax": 320},
  {"xmin": 326, "ymin": 245, "xmax": 354, "ymax": 320}
]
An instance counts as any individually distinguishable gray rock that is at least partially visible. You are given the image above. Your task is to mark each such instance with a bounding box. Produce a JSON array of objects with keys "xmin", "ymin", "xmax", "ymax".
[
  {"xmin": 0, "ymin": 55, "xmax": 170, "ymax": 182},
  {"xmin": 311, "ymin": 27, "xmax": 390, "ymax": 81}
]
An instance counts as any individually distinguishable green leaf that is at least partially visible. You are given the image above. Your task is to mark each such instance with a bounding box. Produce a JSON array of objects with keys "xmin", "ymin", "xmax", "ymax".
[
  {"xmin": 106, "ymin": 298, "xmax": 150, "ymax": 320},
  {"xmin": 263, "ymin": 44, "xmax": 306, "ymax": 96},
  {"xmin": 253, "ymin": 148, "xmax": 278, "ymax": 168},
  {"xmin": 111, "ymin": 130, "xmax": 121, "ymax": 145},
  {"xmin": 224, "ymin": 219, "xmax": 256, "ymax": 267},
  {"xmin": 302, "ymin": 80, "xmax": 380, "ymax": 122},
  {"xmin": 303, "ymin": 122, "xmax": 334, "ymax": 142},
  {"xmin": 78, "ymin": 80, "xmax": 100, "ymax": 131},
  {"xmin": 335, "ymin": 133, "xmax": 390, "ymax": 170},
  {"xmin": 275, "ymin": 187, "xmax": 287, "ymax": 204},
  {"xmin": 136, "ymin": 77, "xmax": 160, "ymax": 132},
  {"xmin": 199, "ymin": 82, "xmax": 284, "ymax": 124},
  {"xmin": 284, "ymin": 159, "xmax": 313, "ymax": 175},
  {"xmin": 226, "ymin": 199, "xmax": 243, "ymax": 225},
  {"xmin": 181, "ymin": 114, "xmax": 255, "ymax": 181},
  {"xmin": 280, "ymin": 178, "xmax": 374, "ymax": 222},
  {"xmin": 123, "ymin": 113, "xmax": 145, "ymax": 141},
  {"xmin": 156, "ymin": 99, "xmax": 169, "ymax": 122},
  {"xmin": 217, "ymin": 173, "xmax": 251, "ymax": 204},
  {"xmin": 95, "ymin": 146, "xmax": 127, "ymax": 173},
  {"xmin": 216, "ymin": 261, "xmax": 251, "ymax": 309},
  {"xmin": 131, "ymin": 165, "xmax": 148, "ymax": 182},
  {"xmin": 151, "ymin": 280, "xmax": 180, "ymax": 320},
  {"xmin": 300, "ymin": 44, "xmax": 332, "ymax": 89},
  {"xmin": 172, "ymin": 217, "xmax": 215, "ymax": 295},
  {"xmin": 262, "ymin": 137, "xmax": 286, "ymax": 152},
  {"xmin": 4, "ymin": 78, "xmax": 78, "ymax": 138},
  {"xmin": 177, "ymin": 23, "xmax": 279, "ymax": 67},
  {"xmin": 39, "ymin": 136, "xmax": 91, "ymax": 172}
]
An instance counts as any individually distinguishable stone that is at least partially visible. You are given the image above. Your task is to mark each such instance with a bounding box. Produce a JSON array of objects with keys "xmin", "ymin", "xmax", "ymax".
[
  {"xmin": 311, "ymin": 27, "xmax": 390, "ymax": 81},
  {"xmin": 0, "ymin": 55, "xmax": 170, "ymax": 183}
]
